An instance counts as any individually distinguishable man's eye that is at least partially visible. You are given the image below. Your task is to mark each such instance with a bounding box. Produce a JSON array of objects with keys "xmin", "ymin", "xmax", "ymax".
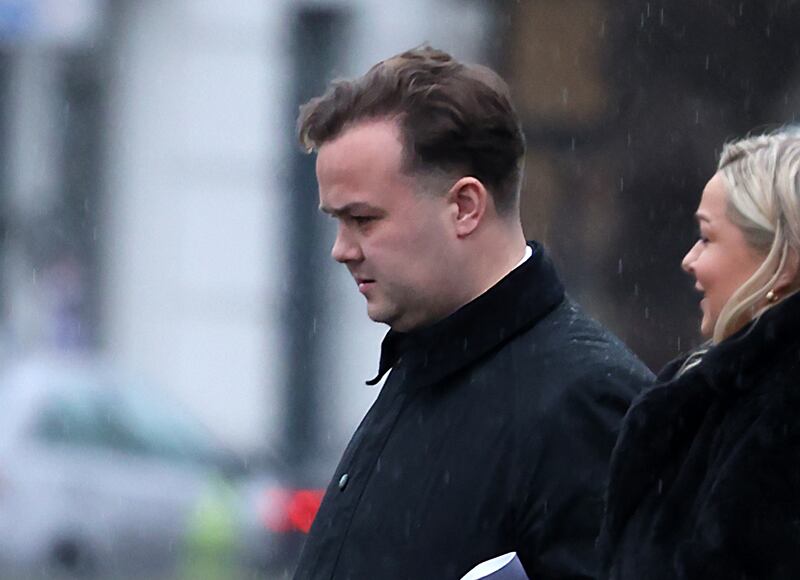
[{"xmin": 353, "ymin": 216, "xmax": 375, "ymax": 225}]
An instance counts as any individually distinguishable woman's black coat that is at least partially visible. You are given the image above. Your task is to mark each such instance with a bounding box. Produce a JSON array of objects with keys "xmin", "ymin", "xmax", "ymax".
[{"xmin": 600, "ymin": 292, "xmax": 800, "ymax": 579}]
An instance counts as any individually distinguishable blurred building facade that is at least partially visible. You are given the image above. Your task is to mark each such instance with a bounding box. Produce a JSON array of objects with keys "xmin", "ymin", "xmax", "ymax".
[
  {"xmin": 0, "ymin": 0, "xmax": 494, "ymax": 480},
  {"xmin": 1, "ymin": 0, "xmax": 799, "ymax": 482}
]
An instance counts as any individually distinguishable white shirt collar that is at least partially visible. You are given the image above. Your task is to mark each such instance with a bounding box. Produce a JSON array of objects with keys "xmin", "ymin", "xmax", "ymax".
[{"xmin": 512, "ymin": 244, "xmax": 533, "ymax": 271}]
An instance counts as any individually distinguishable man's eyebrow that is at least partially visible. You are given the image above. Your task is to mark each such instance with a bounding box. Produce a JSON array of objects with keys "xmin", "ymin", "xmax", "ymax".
[
  {"xmin": 319, "ymin": 202, "xmax": 381, "ymax": 216},
  {"xmin": 695, "ymin": 212, "xmax": 711, "ymax": 224}
]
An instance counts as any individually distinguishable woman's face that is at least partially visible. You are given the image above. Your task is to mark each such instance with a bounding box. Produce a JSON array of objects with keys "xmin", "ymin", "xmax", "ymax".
[{"xmin": 682, "ymin": 172, "xmax": 765, "ymax": 338}]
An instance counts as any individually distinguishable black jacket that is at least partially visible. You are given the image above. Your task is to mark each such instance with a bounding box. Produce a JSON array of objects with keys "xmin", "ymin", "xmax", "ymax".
[
  {"xmin": 295, "ymin": 242, "xmax": 652, "ymax": 580},
  {"xmin": 600, "ymin": 292, "xmax": 800, "ymax": 579}
]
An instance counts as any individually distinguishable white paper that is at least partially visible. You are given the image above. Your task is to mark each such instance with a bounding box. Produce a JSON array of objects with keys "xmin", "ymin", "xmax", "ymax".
[{"xmin": 460, "ymin": 552, "xmax": 529, "ymax": 580}]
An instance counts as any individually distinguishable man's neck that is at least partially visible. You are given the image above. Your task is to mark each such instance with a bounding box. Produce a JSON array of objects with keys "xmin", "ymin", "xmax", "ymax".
[
  {"xmin": 399, "ymin": 228, "xmax": 528, "ymax": 333},
  {"xmin": 470, "ymin": 227, "xmax": 528, "ymax": 299}
]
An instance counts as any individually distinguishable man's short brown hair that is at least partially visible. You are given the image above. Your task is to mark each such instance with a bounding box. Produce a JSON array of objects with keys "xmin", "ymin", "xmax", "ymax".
[{"xmin": 297, "ymin": 46, "xmax": 526, "ymax": 215}]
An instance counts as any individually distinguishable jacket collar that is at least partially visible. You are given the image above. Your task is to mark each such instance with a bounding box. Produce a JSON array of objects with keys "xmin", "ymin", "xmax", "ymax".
[
  {"xmin": 695, "ymin": 289, "xmax": 800, "ymax": 394},
  {"xmin": 366, "ymin": 241, "xmax": 565, "ymax": 389}
]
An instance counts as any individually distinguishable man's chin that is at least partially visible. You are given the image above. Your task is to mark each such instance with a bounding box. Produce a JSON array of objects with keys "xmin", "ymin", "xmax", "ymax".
[
  {"xmin": 366, "ymin": 304, "xmax": 394, "ymax": 326},
  {"xmin": 369, "ymin": 307, "xmax": 415, "ymax": 332}
]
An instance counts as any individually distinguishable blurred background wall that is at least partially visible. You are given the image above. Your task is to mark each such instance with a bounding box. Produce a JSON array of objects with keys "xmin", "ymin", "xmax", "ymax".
[
  {"xmin": 502, "ymin": 0, "xmax": 800, "ymax": 368},
  {"xmin": 0, "ymin": 0, "xmax": 799, "ymax": 484}
]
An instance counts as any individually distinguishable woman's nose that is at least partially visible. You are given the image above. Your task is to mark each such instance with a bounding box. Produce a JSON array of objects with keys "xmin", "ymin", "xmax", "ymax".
[{"xmin": 682, "ymin": 241, "xmax": 700, "ymax": 273}]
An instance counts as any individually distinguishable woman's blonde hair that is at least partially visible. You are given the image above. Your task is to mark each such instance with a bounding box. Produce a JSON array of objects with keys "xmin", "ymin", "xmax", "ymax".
[{"xmin": 712, "ymin": 127, "xmax": 800, "ymax": 343}]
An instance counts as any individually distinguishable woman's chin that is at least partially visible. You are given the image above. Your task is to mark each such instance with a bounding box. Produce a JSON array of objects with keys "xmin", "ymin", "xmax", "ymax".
[{"xmin": 699, "ymin": 317, "xmax": 714, "ymax": 339}]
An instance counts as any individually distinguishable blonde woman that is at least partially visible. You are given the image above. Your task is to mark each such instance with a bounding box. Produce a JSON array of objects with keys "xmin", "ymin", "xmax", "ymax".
[{"xmin": 600, "ymin": 129, "xmax": 800, "ymax": 579}]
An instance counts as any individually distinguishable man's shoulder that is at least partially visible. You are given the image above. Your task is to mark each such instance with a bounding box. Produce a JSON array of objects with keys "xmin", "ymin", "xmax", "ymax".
[
  {"xmin": 502, "ymin": 297, "xmax": 653, "ymax": 407},
  {"xmin": 516, "ymin": 298, "xmax": 643, "ymax": 363}
]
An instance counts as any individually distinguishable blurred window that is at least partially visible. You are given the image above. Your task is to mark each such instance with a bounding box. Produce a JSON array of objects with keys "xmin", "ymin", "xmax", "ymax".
[
  {"xmin": 35, "ymin": 383, "xmax": 109, "ymax": 448},
  {"xmin": 35, "ymin": 382, "xmax": 217, "ymax": 466},
  {"xmin": 111, "ymin": 387, "xmax": 217, "ymax": 465}
]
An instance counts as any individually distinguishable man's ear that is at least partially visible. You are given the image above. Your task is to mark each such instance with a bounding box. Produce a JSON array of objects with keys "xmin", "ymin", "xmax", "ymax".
[
  {"xmin": 448, "ymin": 177, "xmax": 489, "ymax": 238},
  {"xmin": 774, "ymin": 247, "xmax": 800, "ymax": 295}
]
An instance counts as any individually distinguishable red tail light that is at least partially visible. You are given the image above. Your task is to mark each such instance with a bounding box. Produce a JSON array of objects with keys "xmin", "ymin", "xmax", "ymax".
[{"xmin": 261, "ymin": 488, "xmax": 324, "ymax": 533}]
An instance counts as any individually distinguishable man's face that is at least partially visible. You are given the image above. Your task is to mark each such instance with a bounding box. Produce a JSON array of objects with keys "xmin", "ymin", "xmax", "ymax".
[{"xmin": 317, "ymin": 119, "xmax": 459, "ymax": 332}]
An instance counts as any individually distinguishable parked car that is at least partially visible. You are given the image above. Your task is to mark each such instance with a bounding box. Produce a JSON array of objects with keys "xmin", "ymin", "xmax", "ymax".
[{"xmin": 0, "ymin": 353, "xmax": 321, "ymax": 579}]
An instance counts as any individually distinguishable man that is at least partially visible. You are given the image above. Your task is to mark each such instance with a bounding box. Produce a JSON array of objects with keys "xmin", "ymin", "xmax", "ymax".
[{"xmin": 293, "ymin": 46, "xmax": 653, "ymax": 579}]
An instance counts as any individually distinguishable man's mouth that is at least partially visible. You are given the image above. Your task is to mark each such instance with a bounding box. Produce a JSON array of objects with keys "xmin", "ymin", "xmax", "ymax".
[{"xmin": 355, "ymin": 277, "xmax": 375, "ymax": 292}]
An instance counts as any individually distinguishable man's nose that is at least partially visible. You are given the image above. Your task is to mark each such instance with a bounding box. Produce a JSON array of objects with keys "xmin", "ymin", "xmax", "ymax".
[
  {"xmin": 682, "ymin": 241, "xmax": 700, "ymax": 273},
  {"xmin": 331, "ymin": 227, "xmax": 362, "ymax": 263}
]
